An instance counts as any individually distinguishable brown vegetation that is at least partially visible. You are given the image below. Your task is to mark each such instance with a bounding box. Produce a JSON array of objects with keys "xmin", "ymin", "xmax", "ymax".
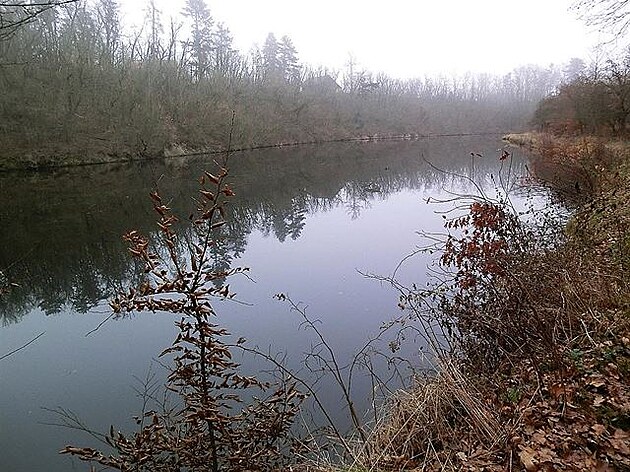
[
  {"xmin": 50, "ymin": 134, "xmax": 630, "ymax": 472},
  {"xmin": 0, "ymin": 0, "xmax": 563, "ymax": 170},
  {"xmin": 505, "ymin": 132, "xmax": 627, "ymax": 200},
  {"xmin": 351, "ymin": 137, "xmax": 630, "ymax": 471},
  {"xmin": 7, "ymin": 2, "xmax": 630, "ymax": 469},
  {"xmin": 59, "ymin": 150, "xmax": 307, "ymax": 471},
  {"xmin": 531, "ymin": 54, "xmax": 630, "ymax": 137}
]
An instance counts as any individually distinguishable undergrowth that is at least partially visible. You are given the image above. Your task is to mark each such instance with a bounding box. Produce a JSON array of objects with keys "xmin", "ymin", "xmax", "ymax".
[
  {"xmin": 351, "ymin": 139, "xmax": 630, "ymax": 471},
  {"xmin": 56, "ymin": 132, "xmax": 630, "ymax": 471},
  {"xmin": 58, "ymin": 137, "xmax": 307, "ymax": 471}
]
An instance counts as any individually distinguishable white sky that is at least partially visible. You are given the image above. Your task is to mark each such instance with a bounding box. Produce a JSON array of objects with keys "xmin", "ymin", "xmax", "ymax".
[{"xmin": 120, "ymin": 0, "xmax": 618, "ymax": 78}]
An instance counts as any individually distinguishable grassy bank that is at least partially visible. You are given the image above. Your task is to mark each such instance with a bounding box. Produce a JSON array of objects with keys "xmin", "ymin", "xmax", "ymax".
[{"xmin": 345, "ymin": 132, "xmax": 630, "ymax": 471}]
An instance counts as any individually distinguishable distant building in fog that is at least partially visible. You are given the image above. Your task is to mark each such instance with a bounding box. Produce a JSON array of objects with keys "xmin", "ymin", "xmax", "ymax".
[{"xmin": 302, "ymin": 75, "xmax": 342, "ymax": 94}]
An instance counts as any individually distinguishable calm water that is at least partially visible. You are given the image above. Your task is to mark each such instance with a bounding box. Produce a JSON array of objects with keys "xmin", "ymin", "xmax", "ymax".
[{"xmin": 0, "ymin": 137, "xmax": 535, "ymax": 471}]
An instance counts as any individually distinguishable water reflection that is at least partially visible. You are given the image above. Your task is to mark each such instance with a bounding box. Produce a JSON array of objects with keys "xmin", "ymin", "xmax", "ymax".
[
  {"xmin": 0, "ymin": 137, "xmax": 536, "ymax": 472},
  {"xmin": 0, "ymin": 137, "xmax": 522, "ymax": 324}
]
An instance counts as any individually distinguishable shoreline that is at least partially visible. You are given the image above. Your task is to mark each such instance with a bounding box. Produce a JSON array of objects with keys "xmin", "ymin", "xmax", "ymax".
[
  {"xmin": 0, "ymin": 132, "xmax": 507, "ymax": 173},
  {"xmin": 356, "ymin": 131, "xmax": 630, "ymax": 471}
]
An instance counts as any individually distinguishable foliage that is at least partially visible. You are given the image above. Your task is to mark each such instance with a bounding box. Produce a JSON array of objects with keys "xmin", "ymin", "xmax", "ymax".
[
  {"xmin": 59, "ymin": 155, "xmax": 306, "ymax": 471},
  {"xmin": 183, "ymin": 0, "xmax": 213, "ymax": 80},
  {"xmin": 425, "ymin": 157, "xmax": 572, "ymax": 367}
]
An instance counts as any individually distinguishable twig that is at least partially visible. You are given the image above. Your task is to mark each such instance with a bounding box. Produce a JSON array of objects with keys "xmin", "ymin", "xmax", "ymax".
[
  {"xmin": 581, "ymin": 318, "xmax": 596, "ymax": 346},
  {"xmin": 84, "ymin": 312, "xmax": 114, "ymax": 337},
  {"xmin": 0, "ymin": 331, "xmax": 45, "ymax": 361},
  {"xmin": 40, "ymin": 406, "xmax": 109, "ymax": 446}
]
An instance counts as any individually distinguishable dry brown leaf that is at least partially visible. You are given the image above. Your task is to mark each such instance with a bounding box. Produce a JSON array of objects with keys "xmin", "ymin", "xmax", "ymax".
[
  {"xmin": 587, "ymin": 377, "xmax": 606, "ymax": 388},
  {"xmin": 609, "ymin": 428, "xmax": 630, "ymax": 454},
  {"xmin": 519, "ymin": 447, "xmax": 537, "ymax": 471},
  {"xmin": 532, "ymin": 430, "xmax": 548, "ymax": 445},
  {"xmin": 595, "ymin": 459, "xmax": 615, "ymax": 472},
  {"xmin": 591, "ymin": 423, "xmax": 606, "ymax": 436}
]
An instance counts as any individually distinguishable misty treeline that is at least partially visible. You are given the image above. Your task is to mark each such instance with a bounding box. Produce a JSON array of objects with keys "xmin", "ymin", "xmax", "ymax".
[
  {"xmin": 1, "ymin": 0, "xmax": 567, "ymax": 167},
  {"xmin": 532, "ymin": 53, "xmax": 630, "ymax": 135}
]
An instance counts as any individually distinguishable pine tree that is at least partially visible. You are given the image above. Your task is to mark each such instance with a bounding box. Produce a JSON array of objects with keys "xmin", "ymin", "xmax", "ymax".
[
  {"xmin": 210, "ymin": 22, "xmax": 235, "ymax": 76},
  {"xmin": 262, "ymin": 32, "xmax": 281, "ymax": 81},
  {"xmin": 278, "ymin": 35, "xmax": 300, "ymax": 84},
  {"xmin": 183, "ymin": 0, "xmax": 213, "ymax": 80}
]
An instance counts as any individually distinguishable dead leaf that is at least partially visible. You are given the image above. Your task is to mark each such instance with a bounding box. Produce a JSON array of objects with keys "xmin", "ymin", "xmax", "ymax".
[
  {"xmin": 587, "ymin": 377, "xmax": 606, "ymax": 388},
  {"xmin": 519, "ymin": 447, "xmax": 537, "ymax": 471},
  {"xmin": 591, "ymin": 423, "xmax": 606, "ymax": 436},
  {"xmin": 532, "ymin": 430, "xmax": 547, "ymax": 445},
  {"xmin": 609, "ymin": 428, "xmax": 630, "ymax": 454},
  {"xmin": 596, "ymin": 459, "xmax": 615, "ymax": 472}
]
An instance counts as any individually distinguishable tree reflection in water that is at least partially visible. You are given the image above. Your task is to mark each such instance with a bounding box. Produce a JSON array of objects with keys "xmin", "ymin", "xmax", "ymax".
[{"xmin": 0, "ymin": 137, "xmax": 524, "ymax": 324}]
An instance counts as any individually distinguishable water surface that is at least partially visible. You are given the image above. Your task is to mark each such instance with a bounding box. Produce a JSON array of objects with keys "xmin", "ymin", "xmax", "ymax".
[{"xmin": 0, "ymin": 137, "xmax": 534, "ymax": 471}]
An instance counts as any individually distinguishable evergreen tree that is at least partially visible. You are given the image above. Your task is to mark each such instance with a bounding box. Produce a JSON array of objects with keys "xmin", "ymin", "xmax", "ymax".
[
  {"xmin": 210, "ymin": 22, "xmax": 235, "ymax": 76},
  {"xmin": 278, "ymin": 35, "xmax": 300, "ymax": 83},
  {"xmin": 262, "ymin": 32, "xmax": 281, "ymax": 81},
  {"xmin": 564, "ymin": 57, "xmax": 586, "ymax": 83},
  {"xmin": 183, "ymin": 0, "xmax": 213, "ymax": 80}
]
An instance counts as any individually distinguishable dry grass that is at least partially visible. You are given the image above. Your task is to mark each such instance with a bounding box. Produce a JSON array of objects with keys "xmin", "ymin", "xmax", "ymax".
[
  {"xmin": 505, "ymin": 132, "xmax": 630, "ymax": 198},
  {"xmin": 355, "ymin": 358, "xmax": 506, "ymax": 471},
  {"xmin": 335, "ymin": 134, "xmax": 630, "ymax": 471}
]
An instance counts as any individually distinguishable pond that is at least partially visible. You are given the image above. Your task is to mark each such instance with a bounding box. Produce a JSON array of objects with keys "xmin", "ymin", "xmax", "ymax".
[{"xmin": 0, "ymin": 137, "xmax": 537, "ymax": 471}]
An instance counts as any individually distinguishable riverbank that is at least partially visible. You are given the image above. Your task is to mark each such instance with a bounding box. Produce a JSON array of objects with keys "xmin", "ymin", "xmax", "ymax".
[
  {"xmin": 504, "ymin": 132, "xmax": 630, "ymax": 200},
  {"xmin": 343, "ymin": 132, "xmax": 630, "ymax": 471},
  {"xmin": 0, "ymin": 132, "xmax": 504, "ymax": 172}
]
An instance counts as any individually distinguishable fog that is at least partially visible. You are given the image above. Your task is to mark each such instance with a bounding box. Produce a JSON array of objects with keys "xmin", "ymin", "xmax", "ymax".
[{"xmin": 120, "ymin": 0, "xmax": 610, "ymax": 77}]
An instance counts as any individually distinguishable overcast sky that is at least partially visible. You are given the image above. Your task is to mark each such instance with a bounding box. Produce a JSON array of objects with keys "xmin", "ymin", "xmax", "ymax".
[{"xmin": 120, "ymin": 0, "xmax": 616, "ymax": 78}]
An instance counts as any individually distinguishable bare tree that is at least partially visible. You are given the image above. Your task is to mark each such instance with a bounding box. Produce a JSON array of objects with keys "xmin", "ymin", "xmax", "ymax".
[
  {"xmin": 573, "ymin": 0, "xmax": 630, "ymax": 37},
  {"xmin": 95, "ymin": 0, "xmax": 120, "ymax": 64},
  {"xmin": 0, "ymin": 0, "xmax": 78, "ymax": 40}
]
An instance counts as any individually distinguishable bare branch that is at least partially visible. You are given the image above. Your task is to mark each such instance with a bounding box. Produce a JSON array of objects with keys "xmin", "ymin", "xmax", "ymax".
[
  {"xmin": 0, "ymin": 331, "xmax": 45, "ymax": 361},
  {"xmin": 0, "ymin": 0, "xmax": 79, "ymax": 40},
  {"xmin": 572, "ymin": 0, "xmax": 630, "ymax": 37}
]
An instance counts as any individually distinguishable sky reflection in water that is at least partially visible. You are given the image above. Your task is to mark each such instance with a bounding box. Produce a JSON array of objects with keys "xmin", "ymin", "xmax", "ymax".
[{"xmin": 0, "ymin": 137, "xmax": 538, "ymax": 471}]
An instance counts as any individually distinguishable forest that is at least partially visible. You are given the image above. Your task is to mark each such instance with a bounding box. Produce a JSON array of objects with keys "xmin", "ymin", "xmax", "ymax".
[
  {"xmin": 532, "ymin": 55, "xmax": 630, "ymax": 135},
  {"xmin": 2, "ymin": 1, "xmax": 630, "ymax": 471},
  {"xmin": 1, "ymin": 0, "xmax": 569, "ymax": 169}
]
